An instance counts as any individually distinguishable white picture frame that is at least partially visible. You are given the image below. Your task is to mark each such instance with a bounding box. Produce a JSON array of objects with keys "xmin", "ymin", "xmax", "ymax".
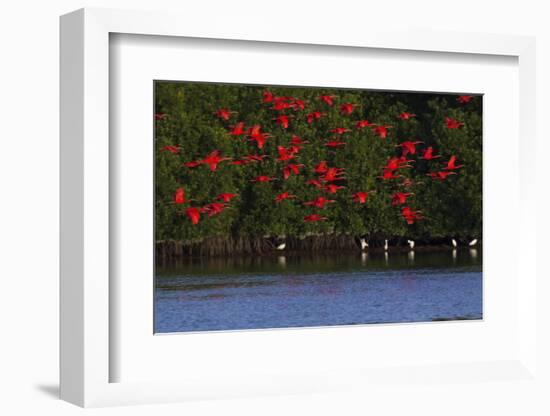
[{"xmin": 60, "ymin": 7, "xmax": 538, "ymax": 408}]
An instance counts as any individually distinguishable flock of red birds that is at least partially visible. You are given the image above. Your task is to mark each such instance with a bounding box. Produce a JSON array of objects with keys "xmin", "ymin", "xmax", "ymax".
[{"xmin": 158, "ymin": 91, "xmax": 472, "ymax": 227}]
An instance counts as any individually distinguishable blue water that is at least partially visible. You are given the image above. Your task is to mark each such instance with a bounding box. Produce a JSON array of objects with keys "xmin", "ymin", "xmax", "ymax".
[{"xmin": 155, "ymin": 250, "xmax": 482, "ymax": 333}]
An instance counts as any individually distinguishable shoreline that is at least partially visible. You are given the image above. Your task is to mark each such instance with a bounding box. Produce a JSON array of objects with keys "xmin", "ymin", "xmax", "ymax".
[{"xmin": 156, "ymin": 236, "xmax": 481, "ymax": 261}]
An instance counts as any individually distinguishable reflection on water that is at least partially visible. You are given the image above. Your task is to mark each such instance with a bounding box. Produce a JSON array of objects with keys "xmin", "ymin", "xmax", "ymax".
[{"xmin": 155, "ymin": 250, "xmax": 482, "ymax": 333}]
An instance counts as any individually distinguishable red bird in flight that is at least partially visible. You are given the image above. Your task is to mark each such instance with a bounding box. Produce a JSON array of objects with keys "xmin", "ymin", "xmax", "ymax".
[
  {"xmin": 229, "ymin": 122, "xmax": 246, "ymax": 136},
  {"xmin": 427, "ymin": 171, "xmax": 457, "ymax": 180},
  {"xmin": 314, "ymin": 161, "xmax": 328, "ymax": 174},
  {"xmin": 216, "ymin": 193, "xmax": 238, "ymax": 203},
  {"xmin": 330, "ymin": 127, "xmax": 351, "ymax": 135},
  {"xmin": 275, "ymin": 192, "xmax": 296, "ymax": 203},
  {"xmin": 306, "ymin": 111, "xmax": 324, "ymax": 124},
  {"xmin": 290, "ymin": 135, "xmax": 309, "ymax": 146},
  {"xmin": 160, "ymin": 145, "xmax": 180, "ymax": 154},
  {"xmin": 307, "ymin": 179, "xmax": 324, "ymax": 189},
  {"xmin": 303, "ymin": 197, "xmax": 335, "ymax": 209},
  {"xmin": 321, "ymin": 167, "xmax": 345, "ymax": 182},
  {"xmin": 274, "ymin": 115, "xmax": 292, "ymax": 129},
  {"xmin": 202, "ymin": 202, "xmax": 227, "ymax": 217},
  {"xmin": 396, "ymin": 140, "xmax": 424, "ymax": 156},
  {"xmin": 398, "ymin": 112, "xmax": 416, "ymax": 120},
  {"xmin": 401, "ymin": 206, "xmax": 423, "ymax": 225},
  {"xmin": 325, "ymin": 184, "xmax": 346, "ymax": 194},
  {"xmin": 325, "ymin": 140, "xmax": 347, "ymax": 148},
  {"xmin": 185, "ymin": 207, "xmax": 202, "ymax": 225},
  {"xmin": 372, "ymin": 125, "xmax": 392, "ymax": 139},
  {"xmin": 283, "ymin": 163, "xmax": 304, "ymax": 180},
  {"xmin": 391, "ymin": 192, "xmax": 413, "ymax": 206},
  {"xmin": 457, "ymin": 95, "xmax": 473, "ymax": 104},
  {"xmin": 215, "ymin": 109, "xmax": 237, "ymax": 121},
  {"xmin": 154, "ymin": 113, "xmax": 168, "ymax": 120},
  {"xmin": 421, "ymin": 146, "xmax": 441, "ymax": 160},
  {"xmin": 445, "ymin": 117, "xmax": 464, "ymax": 129},
  {"xmin": 263, "ymin": 91, "xmax": 274, "ymax": 103},
  {"xmin": 251, "ymin": 176, "xmax": 277, "ymax": 183},
  {"xmin": 304, "ymin": 214, "xmax": 328, "ymax": 222},
  {"xmin": 356, "ymin": 120, "xmax": 375, "ymax": 129},
  {"xmin": 443, "ymin": 155, "xmax": 464, "ymax": 170},
  {"xmin": 183, "ymin": 160, "xmax": 202, "ymax": 168},
  {"xmin": 340, "ymin": 103, "xmax": 356, "ymax": 115},
  {"xmin": 277, "ymin": 146, "xmax": 297, "ymax": 162},
  {"xmin": 174, "ymin": 187, "xmax": 186, "ymax": 204},
  {"xmin": 291, "ymin": 99, "xmax": 307, "ymax": 111},
  {"xmin": 319, "ymin": 95, "xmax": 336, "ymax": 106},
  {"xmin": 352, "ymin": 191, "xmax": 373, "ymax": 204},
  {"xmin": 201, "ymin": 150, "xmax": 231, "ymax": 172}
]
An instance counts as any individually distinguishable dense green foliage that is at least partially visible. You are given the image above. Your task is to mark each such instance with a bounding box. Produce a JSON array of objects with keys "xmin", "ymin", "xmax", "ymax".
[{"xmin": 155, "ymin": 82, "xmax": 482, "ymax": 244}]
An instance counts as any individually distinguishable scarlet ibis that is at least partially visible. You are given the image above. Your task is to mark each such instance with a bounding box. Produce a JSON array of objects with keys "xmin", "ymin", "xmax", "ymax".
[
  {"xmin": 398, "ymin": 112, "xmax": 416, "ymax": 120},
  {"xmin": 401, "ymin": 206, "xmax": 423, "ymax": 225},
  {"xmin": 384, "ymin": 157, "xmax": 413, "ymax": 171},
  {"xmin": 321, "ymin": 167, "xmax": 345, "ymax": 182},
  {"xmin": 319, "ymin": 95, "xmax": 336, "ymax": 106},
  {"xmin": 251, "ymin": 176, "xmax": 277, "ymax": 183},
  {"xmin": 443, "ymin": 155, "xmax": 464, "ymax": 170},
  {"xmin": 307, "ymin": 179, "xmax": 324, "ymax": 189},
  {"xmin": 229, "ymin": 159, "xmax": 250, "ymax": 166},
  {"xmin": 304, "ymin": 214, "xmax": 328, "ymax": 222},
  {"xmin": 277, "ymin": 146, "xmax": 297, "ymax": 162},
  {"xmin": 330, "ymin": 127, "xmax": 351, "ymax": 135},
  {"xmin": 202, "ymin": 202, "xmax": 227, "ymax": 217},
  {"xmin": 306, "ymin": 111, "xmax": 323, "ymax": 124},
  {"xmin": 283, "ymin": 163, "xmax": 304, "ymax": 180},
  {"xmin": 263, "ymin": 91, "xmax": 274, "ymax": 103},
  {"xmin": 229, "ymin": 122, "xmax": 246, "ymax": 136},
  {"xmin": 421, "ymin": 146, "xmax": 441, "ymax": 160},
  {"xmin": 215, "ymin": 109, "xmax": 236, "ymax": 121},
  {"xmin": 469, "ymin": 239, "xmax": 478, "ymax": 246},
  {"xmin": 291, "ymin": 99, "xmax": 307, "ymax": 111},
  {"xmin": 303, "ymin": 197, "xmax": 335, "ymax": 209},
  {"xmin": 216, "ymin": 193, "xmax": 238, "ymax": 203},
  {"xmin": 325, "ymin": 184, "xmax": 346, "ymax": 194},
  {"xmin": 272, "ymin": 100, "xmax": 292, "ymax": 111},
  {"xmin": 183, "ymin": 160, "xmax": 202, "ymax": 168},
  {"xmin": 396, "ymin": 140, "xmax": 424, "ymax": 156},
  {"xmin": 356, "ymin": 120, "xmax": 375, "ymax": 129},
  {"xmin": 154, "ymin": 113, "xmax": 168, "ymax": 120},
  {"xmin": 201, "ymin": 150, "xmax": 231, "ymax": 171},
  {"xmin": 391, "ymin": 192, "xmax": 413, "ymax": 206},
  {"xmin": 174, "ymin": 187, "xmax": 186, "ymax": 204},
  {"xmin": 340, "ymin": 103, "xmax": 356, "ymax": 115},
  {"xmin": 247, "ymin": 124, "xmax": 262, "ymax": 136},
  {"xmin": 244, "ymin": 154, "xmax": 269, "ymax": 163},
  {"xmin": 325, "ymin": 140, "xmax": 347, "ymax": 148},
  {"xmin": 274, "ymin": 192, "xmax": 296, "ymax": 203},
  {"xmin": 372, "ymin": 125, "xmax": 392, "ymax": 139},
  {"xmin": 380, "ymin": 169, "xmax": 402, "ymax": 180},
  {"xmin": 314, "ymin": 161, "xmax": 328, "ymax": 174},
  {"xmin": 249, "ymin": 132, "xmax": 271, "ymax": 149},
  {"xmin": 427, "ymin": 171, "xmax": 457, "ymax": 180},
  {"xmin": 352, "ymin": 191, "xmax": 372, "ymax": 204},
  {"xmin": 274, "ymin": 115, "xmax": 292, "ymax": 129},
  {"xmin": 160, "ymin": 145, "xmax": 180, "ymax": 154},
  {"xmin": 445, "ymin": 117, "xmax": 464, "ymax": 129},
  {"xmin": 290, "ymin": 135, "xmax": 309, "ymax": 146},
  {"xmin": 457, "ymin": 95, "xmax": 473, "ymax": 104},
  {"xmin": 185, "ymin": 207, "xmax": 201, "ymax": 225}
]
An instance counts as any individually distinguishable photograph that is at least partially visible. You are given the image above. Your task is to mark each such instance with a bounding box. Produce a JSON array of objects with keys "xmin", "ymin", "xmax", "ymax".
[{"xmin": 154, "ymin": 81, "xmax": 483, "ymax": 333}]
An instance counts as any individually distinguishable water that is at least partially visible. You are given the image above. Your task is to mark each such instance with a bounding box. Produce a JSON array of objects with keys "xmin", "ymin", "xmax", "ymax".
[{"xmin": 155, "ymin": 249, "xmax": 482, "ymax": 333}]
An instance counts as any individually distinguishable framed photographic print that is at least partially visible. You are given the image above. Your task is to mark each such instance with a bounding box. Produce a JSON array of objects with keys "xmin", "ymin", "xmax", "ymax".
[{"xmin": 60, "ymin": 8, "xmax": 538, "ymax": 408}]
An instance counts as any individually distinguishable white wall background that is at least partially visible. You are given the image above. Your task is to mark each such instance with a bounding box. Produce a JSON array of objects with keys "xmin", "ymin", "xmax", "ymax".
[{"xmin": 0, "ymin": 1, "xmax": 548, "ymax": 415}]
